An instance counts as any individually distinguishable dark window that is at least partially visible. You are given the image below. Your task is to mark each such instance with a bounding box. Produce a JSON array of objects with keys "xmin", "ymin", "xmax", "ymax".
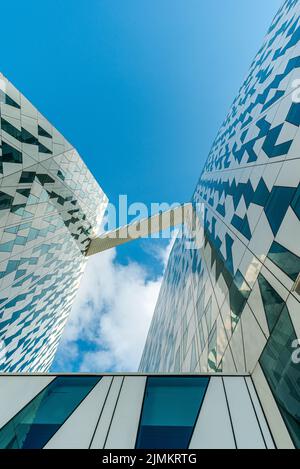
[
  {"xmin": 136, "ymin": 377, "xmax": 209, "ymax": 449},
  {"xmin": 1, "ymin": 119, "xmax": 38, "ymax": 145},
  {"xmin": 291, "ymin": 184, "xmax": 300, "ymax": 220},
  {"xmin": 2, "ymin": 142, "xmax": 22, "ymax": 164},
  {"xmin": 38, "ymin": 125, "xmax": 52, "ymax": 139},
  {"xmin": 258, "ymin": 273, "xmax": 285, "ymax": 333},
  {"xmin": 0, "ymin": 376, "xmax": 101, "ymax": 449},
  {"xmin": 268, "ymin": 241, "xmax": 300, "ymax": 282},
  {"xmin": 19, "ymin": 172, "xmax": 36, "ymax": 184},
  {"xmin": 0, "ymin": 191, "xmax": 13, "ymax": 210},
  {"xmin": 38, "ymin": 143, "xmax": 52, "ymax": 154},
  {"xmin": 260, "ymin": 307, "xmax": 300, "ymax": 448},
  {"xmin": 265, "ymin": 186, "xmax": 296, "ymax": 235},
  {"xmin": 21, "ymin": 128, "xmax": 38, "ymax": 145},
  {"xmin": 57, "ymin": 170, "xmax": 65, "ymax": 181},
  {"xmin": 1, "ymin": 118, "xmax": 21, "ymax": 140},
  {"xmin": 36, "ymin": 173, "xmax": 55, "ymax": 185},
  {"xmin": 286, "ymin": 103, "xmax": 300, "ymax": 127},
  {"xmin": 229, "ymin": 270, "xmax": 250, "ymax": 329},
  {"xmin": 17, "ymin": 188, "xmax": 31, "ymax": 198},
  {"xmin": 0, "ymin": 89, "xmax": 20, "ymax": 109}
]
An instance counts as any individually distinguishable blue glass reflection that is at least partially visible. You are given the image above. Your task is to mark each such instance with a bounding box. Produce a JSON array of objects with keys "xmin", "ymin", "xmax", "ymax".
[
  {"xmin": 0, "ymin": 376, "xmax": 101, "ymax": 448},
  {"xmin": 136, "ymin": 377, "xmax": 209, "ymax": 449}
]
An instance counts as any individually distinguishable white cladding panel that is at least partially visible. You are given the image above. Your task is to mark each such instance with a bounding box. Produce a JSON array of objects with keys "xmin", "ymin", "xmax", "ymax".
[
  {"xmin": 104, "ymin": 376, "xmax": 146, "ymax": 449},
  {"xmin": 244, "ymin": 376, "xmax": 275, "ymax": 449},
  {"xmin": 223, "ymin": 377, "xmax": 265, "ymax": 449},
  {"xmin": 90, "ymin": 376, "xmax": 123, "ymax": 449},
  {"xmin": 189, "ymin": 377, "xmax": 235, "ymax": 449},
  {"xmin": 45, "ymin": 377, "xmax": 113, "ymax": 449}
]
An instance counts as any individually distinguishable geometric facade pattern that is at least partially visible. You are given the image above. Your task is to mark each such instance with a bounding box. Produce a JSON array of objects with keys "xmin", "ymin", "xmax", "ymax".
[
  {"xmin": 0, "ymin": 73, "xmax": 107, "ymax": 372},
  {"xmin": 140, "ymin": 0, "xmax": 300, "ymax": 448},
  {"xmin": 0, "ymin": 374, "xmax": 275, "ymax": 449}
]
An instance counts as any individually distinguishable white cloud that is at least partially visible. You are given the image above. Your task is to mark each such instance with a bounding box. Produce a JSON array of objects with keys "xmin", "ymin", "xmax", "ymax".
[
  {"xmin": 140, "ymin": 229, "xmax": 178, "ymax": 270},
  {"xmin": 53, "ymin": 240, "xmax": 174, "ymax": 372}
]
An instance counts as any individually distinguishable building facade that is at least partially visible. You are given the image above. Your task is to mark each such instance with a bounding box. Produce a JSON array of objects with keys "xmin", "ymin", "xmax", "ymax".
[
  {"xmin": 0, "ymin": 373, "xmax": 275, "ymax": 449},
  {"xmin": 0, "ymin": 74, "xmax": 107, "ymax": 372},
  {"xmin": 140, "ymin": 0, "xmax": 300, "ymax": 449}
]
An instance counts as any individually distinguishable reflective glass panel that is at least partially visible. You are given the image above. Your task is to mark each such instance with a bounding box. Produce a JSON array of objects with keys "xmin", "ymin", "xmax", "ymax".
[
  {"xmin": 136, "ymin": 377, "xmax": 209, "ymax": 449},
  {"xmin": 0, "ymin": 376, "xmax": 101, "ymax": 448},
  {"xmin": 260, "ymin": 307, "xmax": 300, "ymax": 448}
]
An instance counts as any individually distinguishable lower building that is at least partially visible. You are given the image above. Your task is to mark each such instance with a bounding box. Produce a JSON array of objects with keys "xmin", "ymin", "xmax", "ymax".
[{"xmin": 0, "ymin": 373, "xmax": 275, "ymax": 449}]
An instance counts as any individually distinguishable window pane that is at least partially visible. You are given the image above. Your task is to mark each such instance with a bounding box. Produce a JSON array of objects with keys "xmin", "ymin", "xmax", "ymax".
[
  {"xmin": 2, "ymin": 142, "xmax": 22, "ymax": 164},
  {"xmin": 258, "ymin": 273, "xmax": 285, "ymax": 333},
  {"xmin": 268, "ymin": 241, "xmax": 300, "ymax": 282},
  {"xmin": 136, "ymin": 377, "xmax": 209, "ymax": 449},
  {"xmin": 38, "ymin": 125, "xmax": 52, "ymax": 139},
  {"xmin": 260, "ymin": 307, "xmax": 300, "ymax": 448},
  {"xmin": 0, "ymin": 376, "xmax": 101, "ymax": 449}
]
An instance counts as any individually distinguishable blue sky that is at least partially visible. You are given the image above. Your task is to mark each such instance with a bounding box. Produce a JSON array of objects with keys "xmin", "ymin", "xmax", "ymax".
[{"xmin": 1, "ymin": 0, "xmax": 282, "ymax": 371}]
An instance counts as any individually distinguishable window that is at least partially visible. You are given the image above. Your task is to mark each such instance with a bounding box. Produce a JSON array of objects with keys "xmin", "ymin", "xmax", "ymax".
[
  {"xmin": 260, "ymin": 307, "xmax": 300, "ymax": 448},
  {"xmin": 21, "ymin": 128, "xmax": 38, "ymax": 145},
  {"xmin": 265, "ymin": 186, "xmax": 296, "ymax": 236},
  {"xmin": 1, "ymin": 117, "xmax": 21, "ymax": 140},
  {"xmin": 38, "ymin": 125, "xmax": 52, "ymax": 139},
  {"xmin": 38, "ymin": 143, "xmax": 52, "ymax": 154},
  {"xmin": 135, "ymin": 377, "xmax": 209, "ymax": 449},
  {"xmin": 0, "ymin": 89, "xmax": 20, "ymax": 109},
  {"xmin": 291, "ymin": 184, "xmax": 300, "ymax": 219},
  {"xmin": 268, "ymin": 241, "xmax": 300, "ymax": 282},
  {"xmin": 0, "ymin": 191, "xmax": 13, "ymax": 210},
  {"xmin": 258, "ymin": 273, "xmax": 285, "ymax": 333},
  {"xmin": 0, "ymin": 376, "xmax": 101, "ymax": 449},
  {"xmin": 2, "ymin": 142, "xmax": 22, "ymax": 164}
]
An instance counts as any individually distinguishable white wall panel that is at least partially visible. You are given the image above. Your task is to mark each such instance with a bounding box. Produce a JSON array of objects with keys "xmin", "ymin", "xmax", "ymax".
[
  {"xmin": 105, "ymin": 376, "xmax": 146, "ymax": 449},
  {"xmin": 44, "ymin": 377, "xmax": 113, "ymax": 449},
  {"xmin": 244, "ymin": 377, "xmax": 275, "ymax": 449},
  {"xmin": 252, "ymin": 364, "xmax": 295, "ymax": 449},
  {"xmin": 0, "ymin": 376, "xmax": 54, "ymax": 428},
  {"xmin": 189, "ymin": 377, "xmax": 236, "ymax": 449},
  {"xmin": 223, "ymin": 377, "xmax": 266, "ymax": 449},
  {"xmin": 90, "ymin": 376, "xmax": 123, "ymax": 449}
]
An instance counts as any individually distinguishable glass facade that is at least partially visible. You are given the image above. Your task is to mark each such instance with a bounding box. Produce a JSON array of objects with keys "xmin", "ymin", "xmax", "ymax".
[
  {"xmin": 0, "ymin": 73, "xmax": 108, "ymax": 372},
  {"xmin": 0, "ymin": 374, "xmax": 274, "ymax": 449},
  {"xmin": 260, "ymin": 307, "xmax": 300, "ymax": 448},
  {"xmin": 140, "ymin": 0, "xmax": 300, "ymax": 448},
  {"xmin": 136, "ymin": 377, "xmax": 209, "ymax": 449},
  {"xmin": 0, "ymin": 376, "xmax": 101, "ymax": 449}
]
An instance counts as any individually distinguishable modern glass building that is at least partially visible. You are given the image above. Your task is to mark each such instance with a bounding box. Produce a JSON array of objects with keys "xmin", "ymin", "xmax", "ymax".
[
  {"xmin": 0, "ymin": 0, "xmax": 300, "ymax": 451},
  {"xmin": 0, "ymin": 373, "xmax": 275, "ymax": 449},
  {"xmin": 140, "ymin": 0, "xmax": 300, "ymax": 449},
  {"xmin": 0, "ymin": 73, "xmax": 107, "ymax": 372}
]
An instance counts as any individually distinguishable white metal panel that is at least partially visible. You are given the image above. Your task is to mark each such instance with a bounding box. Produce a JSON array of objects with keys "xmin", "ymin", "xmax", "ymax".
[
  {"xmin": 44, "ymin": 377, "xmax": 113, "ymax": 449},
  {"xmin": 0, "ymin": 376, "xmax": 54, "ymax": 428},
  {"xmin": 189, "ymin": 377, "xmax": 236, "ymax": 449},
  {"xmin": 105, "ymin": 376, "xmax": 146, "ymax": 449},
  {"xmin": 244, "ymin": 377, "xmax": 275, "ymax": 449},
  {"xmin": 252, "ymin": 364, "xmax": 294, "ymax": 449},
  {"xmin": 90, "ymin": 376, "xmax": 123, "ymax": 449},
  {"xmin": 223, "ymin": 377, "xmax": 266, "ymax": 449}
]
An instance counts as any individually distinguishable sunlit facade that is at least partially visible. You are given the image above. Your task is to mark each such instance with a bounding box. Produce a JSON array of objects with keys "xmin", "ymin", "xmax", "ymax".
[
  {"xmin": 0, "ymin": 373, "xmax": 274, "ymax": 449},
  {"xmin": 140, "ymin": 0, "xmax": 300, "ymax": 449},
  {"xmin": 0, "ymin": 74, "xmax": 107, "ymax": 372}
]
